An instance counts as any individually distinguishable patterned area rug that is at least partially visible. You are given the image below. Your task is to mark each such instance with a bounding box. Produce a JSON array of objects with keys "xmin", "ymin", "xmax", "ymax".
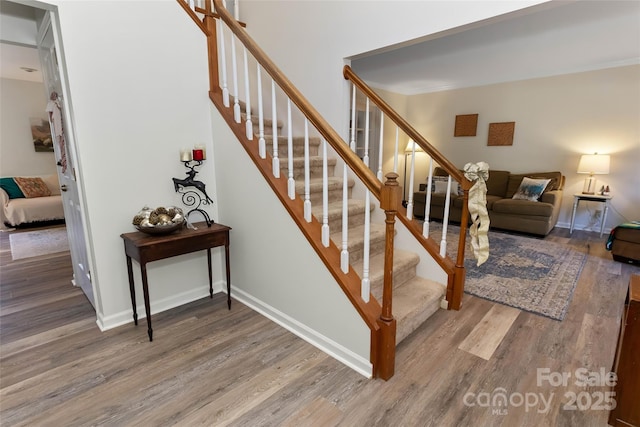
[
  {"xmin": 429, "ymin": 223, "xmax": 587, "ymax": 321},
  {"xmin": 9, "ymin": 227, "xmax": 69, "ymax": 260}
]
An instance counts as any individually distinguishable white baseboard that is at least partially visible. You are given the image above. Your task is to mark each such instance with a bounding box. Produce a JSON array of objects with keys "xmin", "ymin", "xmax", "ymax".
[
  {"xmin": 231, "ymin": 287, "xmax": 373, "ymax": 378},
  {"xmin": 96, "ymin": 282, "xmax": 223, "ymax": 331}
]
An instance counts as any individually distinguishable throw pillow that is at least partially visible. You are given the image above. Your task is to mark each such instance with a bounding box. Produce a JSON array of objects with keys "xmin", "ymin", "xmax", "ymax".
[
  {"xmin": 14, "ymin": 177, "xmax": 52, "ymax": 198},
  {"xmin": 431, "ymin": 176, "xmax": 462, "ymax": 195},
  {"xmin": 0, "ymin": 177, "xmax": 25, "ymax": 199},
  {"xmin": 512, "ymin": 177, "xmax": 551, "ymax": 201}
]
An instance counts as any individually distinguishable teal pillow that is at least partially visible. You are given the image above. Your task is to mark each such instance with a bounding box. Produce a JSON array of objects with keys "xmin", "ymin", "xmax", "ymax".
[{"xmin": 0, "ymin": 177, "xmax": 25, "ymax": 199}]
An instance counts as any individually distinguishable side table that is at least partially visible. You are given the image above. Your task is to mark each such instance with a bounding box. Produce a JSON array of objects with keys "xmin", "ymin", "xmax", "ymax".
[
  {"xmin": 121, "ymin": 222, "xmax": 231, "ymax": 341},
  {"xmin": 569, "ymin": 193, "xmax": 612, "ymax": 237}
]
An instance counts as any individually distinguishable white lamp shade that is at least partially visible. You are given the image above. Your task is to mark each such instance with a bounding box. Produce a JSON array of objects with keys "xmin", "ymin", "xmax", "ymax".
[
  {"xmin": 577, "ymin": 154, "xmax": 610, "ymax": 175},
  {"xmin": 405, "ymin": 140, "xmax": 425, "ymax": 153}
]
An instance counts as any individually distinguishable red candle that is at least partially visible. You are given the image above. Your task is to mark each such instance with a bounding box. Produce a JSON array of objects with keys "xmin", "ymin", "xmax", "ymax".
[{"xmin": 192, "ymin": 149, "xmax": 204, "ymax": 161}]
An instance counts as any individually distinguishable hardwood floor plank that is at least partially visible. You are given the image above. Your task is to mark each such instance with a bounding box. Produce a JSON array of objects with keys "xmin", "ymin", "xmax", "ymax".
[{"xmin": 458, "ymin": 304, "xmax": 521, "ymax": 360}]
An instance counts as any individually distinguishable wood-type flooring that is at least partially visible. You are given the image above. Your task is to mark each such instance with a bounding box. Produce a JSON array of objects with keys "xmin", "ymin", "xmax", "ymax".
[{"xmin": 1, "ymin": 224, "xmax": 637, "ymax": 426}]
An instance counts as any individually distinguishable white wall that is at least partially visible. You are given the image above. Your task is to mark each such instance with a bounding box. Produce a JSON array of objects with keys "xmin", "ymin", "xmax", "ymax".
[
  {"xmin": 41, "ymin": 0, "xmax": 218, "ymax": 329},
  {"xmin": 240, "ymin": 0, "xmax": 547, "ymax": 141},
  {"xmin": 0, "ymin": 78, "xmax": 57, "ymax": 177},
  {"xmin": 402, "ymin": 65, "xmax": 640, "ymax": 232}
]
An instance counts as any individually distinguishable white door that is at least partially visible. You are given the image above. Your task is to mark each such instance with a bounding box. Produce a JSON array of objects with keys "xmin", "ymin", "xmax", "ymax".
[{"xmin": 37, "ymin": 13, "xmax": 95, "ymax": 308}]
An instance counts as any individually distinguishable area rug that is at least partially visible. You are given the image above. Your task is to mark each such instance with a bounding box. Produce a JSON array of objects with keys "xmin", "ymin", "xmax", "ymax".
[
  {"xmin": 427, "ymin": 223, "xmax": 587, "ymax": 321},
  {"xmin": 9, "ymin": 227, "xmax": 69, "ymax": 260}
]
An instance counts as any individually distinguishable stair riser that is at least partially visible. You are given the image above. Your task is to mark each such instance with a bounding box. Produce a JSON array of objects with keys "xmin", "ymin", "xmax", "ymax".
[
  {"xmin": 369, "ymin": 264, "xmax": 417, "ymax": 300},
  {"xmin": 282, "ymin": 162, "xmax": 336, "ymax": 180},
  {"xmin": 347, "ymin": 237, "xmax": 386, "ymax": 264},
  {"xmin": 316, "ymin": 210, "xmax": 366, "ymax": 234},
  {"xmin": 265, "ymin": 137, "xmax": 321, "ymax": 157}
]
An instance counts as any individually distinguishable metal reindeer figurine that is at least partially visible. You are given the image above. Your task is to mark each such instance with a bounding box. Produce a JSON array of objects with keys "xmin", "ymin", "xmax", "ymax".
[{"xmin": 172, "ymin": 160, "xmax": 214, "ymax": 227}]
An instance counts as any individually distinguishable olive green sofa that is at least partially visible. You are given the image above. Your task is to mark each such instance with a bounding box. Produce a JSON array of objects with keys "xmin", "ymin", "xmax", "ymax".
[{"xmin": 412, "ymin": 167, "xmax": 565, "ymax": 236}]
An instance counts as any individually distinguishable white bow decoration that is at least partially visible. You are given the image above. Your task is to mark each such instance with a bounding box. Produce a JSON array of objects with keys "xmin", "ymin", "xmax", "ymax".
[{"xmin": 464, "ymin": 162, "xmax": 490, "ymax": 266}]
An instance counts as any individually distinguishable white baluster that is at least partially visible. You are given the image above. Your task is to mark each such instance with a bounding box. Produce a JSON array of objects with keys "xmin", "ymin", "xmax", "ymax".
[
  {"xmin": 287, "ymin": 99, "xmax": 295, "ymax": 199},
  {"xmin": 423, "ymin": 157, "xmax": 434, "ymax": 237},
  {"xmin": 393, "ymin": 126, "xmax": 399, "ymax": 174},
  {"xmin": 340, "ymin": 159, "xmax": 349, "ymax": 273},
  {"xmin": 377, "ymin": 110, "xmax": 384, "ymax": 181},
  {"xmin": 361, "ymin": 190, "xmax": 371, "ymax": 302},
  {"xmin": 440, "ymin": 177, "xmax": 452, "ymax": 257},
  {"xmin": 188, "ymin": 0, "xmax": 194, "ymax": 10},
  {"xmin": 406, "ymin": 140, "xmax": 416, "ymax": 220},
  {"xmin": 271, "ymin": 80, "xmax": 279, "ymax": 178},
  {"xmin": 322, "ymin": 139, "xmax": 330, "ymax": 247},
  {"xmin": 363, "ymin": 98, "xmax": 370, "ymax": 167},
  {"xmin": 303, "ymin": 119, "xmax": 311, "ymax": 222},
  {"xmin": 257, "ymin": 64, "xmax": 265, "ymax": 158},
  {"xmin": 243, "ymin": 47, "xmax": 253, "ymax": 139},
  {"xmin": 231, "ymin": 34, "xmax": 241, "ymax": 123},
  {"xmin": 218, "ymin": 12, "xmax": 229, "ymax": 108},
  {"xmin": 349, "ymin": 84, "xmax": 356, "ymax": 151},
  {"xmin": 234, "ymin": 0, "xmax": 239, "ymax": 20}
]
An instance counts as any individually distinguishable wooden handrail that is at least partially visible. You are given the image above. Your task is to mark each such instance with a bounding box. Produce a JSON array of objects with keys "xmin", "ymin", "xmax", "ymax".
[
  {"xmin": 344, "ymin": 65, "xmax": 472, "ymax": 190},
  {"xmin": 212, "ymin": 0, "xmax": 382, "ymax": 199}
]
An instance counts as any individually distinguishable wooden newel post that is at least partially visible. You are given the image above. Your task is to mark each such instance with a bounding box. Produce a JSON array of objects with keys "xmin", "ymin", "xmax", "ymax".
[
  {"xmin": 205, "ymin": 1, "xmax": 220, "ymax": 95},
  {"xmin": 377, "ymin": 172, "xmax": 401, "ymax": 380},
  {"xmin": 450, "ymin": 189, "xmax": 469, "ymax": 310}
]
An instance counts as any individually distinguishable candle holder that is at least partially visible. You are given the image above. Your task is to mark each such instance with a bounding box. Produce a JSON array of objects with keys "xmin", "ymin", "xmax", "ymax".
[{"xmin": 172, "ymin": 160, "xmax": 214, "ymax": 227}]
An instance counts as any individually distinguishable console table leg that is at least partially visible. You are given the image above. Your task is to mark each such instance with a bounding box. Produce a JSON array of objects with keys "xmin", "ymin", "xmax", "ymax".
[
  {"xmin": 140, "ymin": 264, "xmax": 153, "ymax": 342},
  {"xmin": 125, "ymin": 255, "xmax": 138, "ymax": 325},
  {"xmin": 207, "ymin": 248, "xmax": 213, "ymax": 298}
]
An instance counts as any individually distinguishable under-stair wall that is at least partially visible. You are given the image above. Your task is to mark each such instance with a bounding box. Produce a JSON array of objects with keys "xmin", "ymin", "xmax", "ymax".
[{"xmin": 209, "ymin": 104, "xmax": 374, "ymax": 376}]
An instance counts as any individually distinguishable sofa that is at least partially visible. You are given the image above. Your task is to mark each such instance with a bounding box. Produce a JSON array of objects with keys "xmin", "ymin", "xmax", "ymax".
[
  {"xmin": 412, "ymin": 167, "xmax": 565, "ymax": 236},
  {"xmin": 0, "ymin": 174, "xmax": 64, "ymax": 228}
]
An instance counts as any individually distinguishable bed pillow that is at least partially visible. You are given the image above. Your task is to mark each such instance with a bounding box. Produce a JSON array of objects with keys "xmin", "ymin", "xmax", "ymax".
[
  {"xmin": 0, "ymin": 178, "xmax": 25, "ymax": 199},
  {"xmin": 14, "ymin": 177, "xmax": 52, "ymax": 198},
  {"xmin": 512, "ymin": 177, "xmax": 551, "ymax": 201}
]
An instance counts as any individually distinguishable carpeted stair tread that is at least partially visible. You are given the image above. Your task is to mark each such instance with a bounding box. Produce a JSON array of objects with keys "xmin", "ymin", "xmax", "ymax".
[
  {"xmin": 310, "ymin": 199, "xmax": 371, "ymax": 233},
  {"xmin": 295, "ymin": 177, "xmax": 355, "ymax": 205},
  {"xmin": 280, "ymin": 156, "xmax": 337, "ymax": 179},
  {"xmin": 264, "ymin": 135, "xmax": 322, "ymax": 157},
  {"xmin": 330, "ymin": 223, "xmax": 387, "ymax": 263},
  {"xmin": 353, "ymin": 249, "xmax": 420, "ymax": 295},
  {"xmin": 392, "ymin": 277, "xmax": 445, "ymax": 344}
]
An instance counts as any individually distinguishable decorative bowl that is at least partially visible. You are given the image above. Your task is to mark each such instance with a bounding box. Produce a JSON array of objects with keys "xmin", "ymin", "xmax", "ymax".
[{"xmin": 132, "ymin": 206, "xmax": 185, "ymax": 235}]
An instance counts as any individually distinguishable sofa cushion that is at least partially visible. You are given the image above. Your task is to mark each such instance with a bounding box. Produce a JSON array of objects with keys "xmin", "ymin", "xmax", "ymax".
[
  {"xmin": 0, "ymin": 178, "xmax": 25, "ymax": 199},
  {"xmin": 14, "ymin": 177, "xmax": 52, "ymax": 198},
  {"xmin": 492, "ymin": 198, "xmax": 554, "ymax": 217},
  {"xmin": 506, "ymin": 171, "xmax": 563, "ymax": 198},
  {"xmin": 485, "ymin": 170, "xmax": 510, "ymax": 197}
]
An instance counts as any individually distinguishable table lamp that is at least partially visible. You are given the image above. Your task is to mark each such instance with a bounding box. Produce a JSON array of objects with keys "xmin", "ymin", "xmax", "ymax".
[{"xmin": 577, "ymin": 153, "xmax": 610, "ymax": 194}]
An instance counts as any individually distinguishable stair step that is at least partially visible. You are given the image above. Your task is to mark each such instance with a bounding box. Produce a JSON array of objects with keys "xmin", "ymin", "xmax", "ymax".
[
  {"xmin": 354, "ymin": 249, "xmax": 420, "ymax": 298},
  {"xmin": 280, "ymin": 156, "xmax": 337, "ymax": 180},
  {"xmin": 311, "ymin": 199, "xmax": 371, "ymax": 233},
  {"xmin": 264, "ymin": 135, "xmax": 321, "ymax": 157},
  {"xmin": 392, "ymin": 277, "xmax": 445, "ymax": 343},
  {"xmin": 295, "ymin": 176, "xmax": 354, "ymax": 206},
  {"xmin": 330, "ymin": 223, "xmax": 387, "ymax": 264}
]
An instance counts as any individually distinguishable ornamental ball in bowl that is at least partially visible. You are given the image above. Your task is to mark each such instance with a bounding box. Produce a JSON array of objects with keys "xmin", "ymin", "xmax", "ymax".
[{"xmin": 132, "ymin": 206, "xmax": 185, "ymax": 235}]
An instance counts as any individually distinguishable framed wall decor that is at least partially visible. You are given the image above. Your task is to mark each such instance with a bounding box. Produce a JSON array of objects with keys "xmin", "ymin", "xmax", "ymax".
[
  {"xmin": 30, "ymin": 117, "xmax": 54, "ymax": 152},
  {"xmin": 487, "ymin": 121, "xmax": 515, "ymax": 146},
  {"xmin": 454, "ymin": 114, "xmax": 478, "ymax": 137}
]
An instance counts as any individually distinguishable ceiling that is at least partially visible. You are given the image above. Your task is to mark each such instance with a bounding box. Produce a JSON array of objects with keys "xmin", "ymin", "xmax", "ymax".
[{"xmin": 351, "ymin": 1, "xmax": 640, "ymax": 95}]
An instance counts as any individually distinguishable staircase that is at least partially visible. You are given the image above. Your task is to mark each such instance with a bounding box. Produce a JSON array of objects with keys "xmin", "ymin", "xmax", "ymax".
[
  {"xmin": 257, "ymin": 117, "xmax": 446, "ymax": 345},
  {"xmin": 178, "ymin": 0, "xmax": 473, "ymax": 379}
]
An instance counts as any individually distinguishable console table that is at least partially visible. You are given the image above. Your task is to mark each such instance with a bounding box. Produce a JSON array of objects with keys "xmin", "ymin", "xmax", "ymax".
[
  {"xmin": 569, "ymin": 193, "xmax": 612, "ymax": 237},
  {"xmin": 121, "ymin": 222, "xmax": 231, "ymax": 341}
]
